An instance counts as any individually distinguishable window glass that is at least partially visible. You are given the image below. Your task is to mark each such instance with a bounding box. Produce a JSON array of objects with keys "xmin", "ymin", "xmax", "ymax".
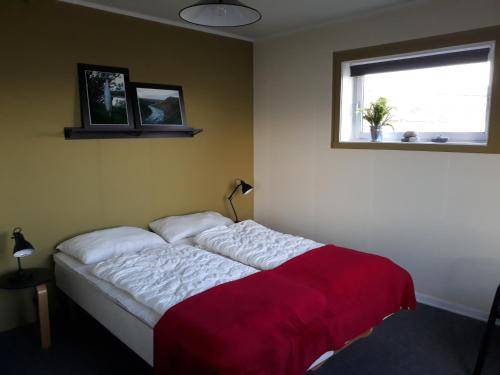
[{"xmin": 360, "ymin": 62, "xmax": 491, "ymax": 134}]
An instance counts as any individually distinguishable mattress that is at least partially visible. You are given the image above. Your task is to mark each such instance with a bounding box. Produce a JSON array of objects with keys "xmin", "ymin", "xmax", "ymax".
[
  {"xmin": 91, "ymin": 244, "xmax": 257, "ymax": 316},
  {"xmin": 194, "ymin": 220, "xmax": 323, "ymax": 270},
  {"xmin": 54, "ymin": 252, "xmax": 161, "ymax": 327}
]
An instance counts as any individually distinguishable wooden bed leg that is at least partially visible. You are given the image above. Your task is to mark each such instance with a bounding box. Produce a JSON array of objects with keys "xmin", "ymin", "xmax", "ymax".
[
  {"xmin": 36, "ymin": 284, "xmax": 51, "ymax": 349},
  {"xmin": 310, "ymin": 328, "xmax": 374, "ymax": 371}
]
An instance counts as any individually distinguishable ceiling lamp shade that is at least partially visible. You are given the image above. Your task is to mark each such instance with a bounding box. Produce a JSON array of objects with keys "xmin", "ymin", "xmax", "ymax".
[{"xmin": 179, "ymin": 0, "xmax": 262, "ymax": 27}]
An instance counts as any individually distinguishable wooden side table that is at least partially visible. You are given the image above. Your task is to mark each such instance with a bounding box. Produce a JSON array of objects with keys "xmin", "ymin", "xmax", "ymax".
[{"xmin": 0, "ymin": 268, "xmax": 52, "ymax": 349}]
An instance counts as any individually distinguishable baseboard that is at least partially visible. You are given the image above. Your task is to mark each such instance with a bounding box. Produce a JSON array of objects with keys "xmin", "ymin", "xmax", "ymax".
[{"xmin": 416, "ymin": 292, "xmax": 489, "ymax": 322}]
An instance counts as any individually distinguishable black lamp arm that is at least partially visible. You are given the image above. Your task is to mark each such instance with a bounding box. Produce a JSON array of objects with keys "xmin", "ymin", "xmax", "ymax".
[
  {"xmin": 228, "ymin": 196, "xmax": 239, "ymax": 223},
  {"xmin": 227, "ymin": 181, "xmax": 243, "ymax": 201},
  {"xmin": 227, "ymin": 181, "xmax": 243, "ymax": 222}
]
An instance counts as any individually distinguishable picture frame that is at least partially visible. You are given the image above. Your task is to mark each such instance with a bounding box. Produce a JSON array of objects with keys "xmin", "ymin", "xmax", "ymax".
[
  {"xmin": 130, "ymin": 82, "xmax": 188, "ymax": 130},
  {"xmin": 77, "ymin": 64, "xmax": 135, "ymax": 129}
]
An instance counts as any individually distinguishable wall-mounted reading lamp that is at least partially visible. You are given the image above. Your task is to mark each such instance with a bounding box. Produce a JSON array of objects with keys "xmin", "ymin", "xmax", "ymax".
[{"xmin": 227, "ymin": 179, "xmax": 253, "ymax": 222}]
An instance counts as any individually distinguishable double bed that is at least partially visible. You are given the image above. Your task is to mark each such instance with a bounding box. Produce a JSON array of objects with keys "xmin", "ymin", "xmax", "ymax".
[
  {"xmin": 54, "ymin": 252, "xmax": 336, "ymax": 369},
  {"xmin": 53, "ymin": 214, "xmax": 415, "ymax": 374}
]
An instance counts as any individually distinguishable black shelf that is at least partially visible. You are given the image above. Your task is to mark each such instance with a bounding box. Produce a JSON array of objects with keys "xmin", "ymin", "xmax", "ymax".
[{"xmin": 64, "ymin": 127, "xmax": 202, "ymax": 140}]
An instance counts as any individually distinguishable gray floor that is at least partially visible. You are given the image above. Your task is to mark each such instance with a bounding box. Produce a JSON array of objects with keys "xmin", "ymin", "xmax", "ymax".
[
  {"xmin": 0, "ymin": 303, "xmax": 499, "ymax": 374},
  {"xmin": 317, "ymin": 304, "xmax": 500, "ymax": 375}
]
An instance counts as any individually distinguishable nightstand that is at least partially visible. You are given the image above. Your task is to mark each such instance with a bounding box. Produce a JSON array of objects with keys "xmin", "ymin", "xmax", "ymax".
[{"xmin": 0, "ymin": 268, "xmax": 52, "ymax": 349}]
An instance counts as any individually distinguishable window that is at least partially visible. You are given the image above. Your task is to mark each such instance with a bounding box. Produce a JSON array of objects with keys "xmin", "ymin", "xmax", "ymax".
[
  {"xmin": 332, "ymin": 26, "xmax": 500, "ymax": 153},
  {"xmin": 339, "ymin": 43, "xmax": 494, "ymax": 144}
]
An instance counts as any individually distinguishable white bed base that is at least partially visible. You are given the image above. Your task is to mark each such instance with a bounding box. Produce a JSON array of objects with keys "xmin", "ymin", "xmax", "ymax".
[
  {"xmin": 55, "ymin": 261, "xmax": 334, "ymax": 370},
  {"xmin": 55, "ymin": 262, "xmax": 154, "ymax": 365}
]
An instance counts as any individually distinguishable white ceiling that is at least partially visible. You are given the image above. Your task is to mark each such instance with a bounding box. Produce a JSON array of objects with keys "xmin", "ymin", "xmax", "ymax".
[{"xmin": 61, "ymin": 0, "xmax": 418, "ymax": 40}]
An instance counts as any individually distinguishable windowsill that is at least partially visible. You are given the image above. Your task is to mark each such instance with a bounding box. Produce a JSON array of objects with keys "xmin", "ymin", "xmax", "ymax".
[
  {"xmin": 341, "ymin": 139, "xmax": 487, "ymax": 146},
  {"xmin": 333, "ymin": 139, "xmax": 491, "ymax": 153}
]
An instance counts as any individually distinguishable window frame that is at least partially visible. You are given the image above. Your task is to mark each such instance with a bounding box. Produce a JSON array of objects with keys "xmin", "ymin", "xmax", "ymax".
[
  {"xmin": 347, "ymin": 42, "xmax": 494, "ymax": 144},
  {"xmin": 332, "ymin": 26, "xmax": 500, "ymax": 153}
]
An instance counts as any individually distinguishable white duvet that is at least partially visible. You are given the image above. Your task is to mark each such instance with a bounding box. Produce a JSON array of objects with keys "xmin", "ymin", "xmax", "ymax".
[
  {"xmin": 194, "ymin": 220, "xmax": 323, "ymax": 270},
  {"xmin": 91, "ymin": 244, "xmax": 257, "ymax": 316}
]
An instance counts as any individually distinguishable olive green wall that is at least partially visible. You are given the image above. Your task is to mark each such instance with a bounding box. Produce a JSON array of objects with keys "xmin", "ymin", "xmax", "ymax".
[{"xmin": 0, "ymin": 0, "xmax": 253, "ymax": 331}]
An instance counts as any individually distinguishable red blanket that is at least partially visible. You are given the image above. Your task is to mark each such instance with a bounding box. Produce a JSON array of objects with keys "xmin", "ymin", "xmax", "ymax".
[{"xmin": 154, "ymin": 245, "xmax": 416, "ymax": 375}]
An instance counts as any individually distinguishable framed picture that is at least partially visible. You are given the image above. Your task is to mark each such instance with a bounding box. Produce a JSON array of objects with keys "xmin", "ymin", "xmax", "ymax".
[
  {"xmin": 78, "ymin": 64, "xmax": 134, "ymax": 129},
  {"xmin": 130, "ymin": 82, "xmax": 187, "ymax": 129}
]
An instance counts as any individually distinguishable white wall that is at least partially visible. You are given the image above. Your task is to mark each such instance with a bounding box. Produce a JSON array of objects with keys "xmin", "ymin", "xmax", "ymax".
[{"xmin": 254, "ymin": 0, "xmax": 500, "ymax": 317}]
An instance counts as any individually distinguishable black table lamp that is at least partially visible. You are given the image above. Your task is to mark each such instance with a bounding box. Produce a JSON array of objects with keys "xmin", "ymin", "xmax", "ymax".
[
  {"xmin": 227, "ymin": 179, "xmax": 253, "ymax": 222},
  {"xmin": 11, "ymin": 227, "xmax": 34, "ymax": 281}
]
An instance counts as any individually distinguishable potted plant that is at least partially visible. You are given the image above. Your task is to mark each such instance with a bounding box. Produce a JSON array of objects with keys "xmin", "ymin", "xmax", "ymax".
[{"xmin": 360, "ymin": 97, "xmax": 394, "ymax": 142}]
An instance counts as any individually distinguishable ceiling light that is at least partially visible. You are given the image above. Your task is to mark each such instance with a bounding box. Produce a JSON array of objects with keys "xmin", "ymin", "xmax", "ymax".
[{"xmin": 179, "ymin": 0, "xmax": 262, "ymax": 27}]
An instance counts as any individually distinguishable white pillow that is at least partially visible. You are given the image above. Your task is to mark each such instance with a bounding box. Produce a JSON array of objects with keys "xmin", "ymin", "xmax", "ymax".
[
  {"xmin": 149, "ymin": 211, "xmax": 233, "ymax": 243},
  {"xmin": 56, "ymin": 226, "xmax": 166, "ymax": 264}
]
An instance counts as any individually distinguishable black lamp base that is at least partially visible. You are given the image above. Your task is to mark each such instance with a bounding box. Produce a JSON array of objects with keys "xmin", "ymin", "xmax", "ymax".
[{"xmin": 9, "ymin": 257, "xmax": 32, "ymax": 283}]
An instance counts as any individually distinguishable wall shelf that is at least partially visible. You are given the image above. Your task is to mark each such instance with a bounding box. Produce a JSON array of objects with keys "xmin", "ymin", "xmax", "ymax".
[{"xmin": 64, "ymin": 127, "xmax": 202, "ymax": 140}]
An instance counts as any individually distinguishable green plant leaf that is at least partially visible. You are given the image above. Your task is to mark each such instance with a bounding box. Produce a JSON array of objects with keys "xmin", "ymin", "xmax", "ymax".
[{"xmin": 359, "ymin": 97, "xmax": 395, "ymax": 127}]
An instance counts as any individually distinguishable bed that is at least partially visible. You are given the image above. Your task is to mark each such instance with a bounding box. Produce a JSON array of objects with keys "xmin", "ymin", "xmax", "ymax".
[
  {"xmin": 54, "ymin": 242, "xmax": 336, "ymax": 370},
  {"xmin": 54, "ymin": 215, "xmax": 415, "ymax": 374}
]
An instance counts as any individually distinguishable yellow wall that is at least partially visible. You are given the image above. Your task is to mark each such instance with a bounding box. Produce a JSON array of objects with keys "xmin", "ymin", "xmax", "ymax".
[{"xmin": 0, "ymin": 0, "xmax": 253, "ymax": 331}]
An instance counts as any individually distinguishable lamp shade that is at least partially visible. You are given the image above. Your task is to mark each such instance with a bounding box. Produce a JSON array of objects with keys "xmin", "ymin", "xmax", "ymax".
[
  {"xmin": 179, "ymin": 0, "xmax": 262, "ymax": 27},
  {"xmin": 240, "ymin": 180, "xmax": 253, "ymax": 195},
  {"xmin": 12, "ymin": 228, "xmax": 34, "ymax": 258}
]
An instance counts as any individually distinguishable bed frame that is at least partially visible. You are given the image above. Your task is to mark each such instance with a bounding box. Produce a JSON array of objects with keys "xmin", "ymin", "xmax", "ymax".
[
  {"xmin": 55, "ymin": 261, "xmax": 374, "ymax": 371},
  {"xmin": 55, "ymin": 262, "xmax": 154, "ymax": 364}
]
